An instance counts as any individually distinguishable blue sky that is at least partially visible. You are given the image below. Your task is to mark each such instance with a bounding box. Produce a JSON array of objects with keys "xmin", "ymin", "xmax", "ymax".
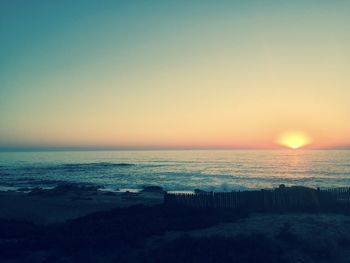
[{"xmin": 1, "ymin": 0, "xmax": 349, "ymax": 149}]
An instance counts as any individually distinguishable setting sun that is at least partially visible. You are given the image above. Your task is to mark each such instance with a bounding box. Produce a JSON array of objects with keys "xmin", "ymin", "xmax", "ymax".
[{"xmin": 277, "ymin": 131, "xmax": 312, "ymax": 149}]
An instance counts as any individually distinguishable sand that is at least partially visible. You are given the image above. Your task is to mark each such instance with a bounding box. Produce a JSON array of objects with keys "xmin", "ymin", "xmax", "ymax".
[
  {"xmin": 2, "ymin": 186, "xmax": 350, "ymax": 262},
  {"xmin": 0, "ymin": 188, "xmax": 163, "ymax": 224}
]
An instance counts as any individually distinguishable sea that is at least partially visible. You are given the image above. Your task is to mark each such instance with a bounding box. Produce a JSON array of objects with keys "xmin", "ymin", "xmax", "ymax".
[{"xmin": 0, "ymin": 150, "xmax": 350, "ymax": 192}]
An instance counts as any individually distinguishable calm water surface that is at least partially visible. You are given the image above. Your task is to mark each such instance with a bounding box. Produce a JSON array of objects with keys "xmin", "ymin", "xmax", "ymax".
[{"xmin": 0, "ymin": 150, "xmax": 349, "ymax": 191}]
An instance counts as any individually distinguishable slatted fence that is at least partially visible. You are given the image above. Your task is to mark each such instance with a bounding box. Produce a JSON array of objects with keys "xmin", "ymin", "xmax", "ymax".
[{"xmin": 164, "ymin": 187, "xmax": 350, "ymax": 211}]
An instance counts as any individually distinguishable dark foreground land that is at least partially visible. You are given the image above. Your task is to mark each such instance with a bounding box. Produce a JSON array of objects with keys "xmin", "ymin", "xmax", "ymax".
[{"xmin": 1, "ymin": 185, "xmax": 350, "ymax": 263}]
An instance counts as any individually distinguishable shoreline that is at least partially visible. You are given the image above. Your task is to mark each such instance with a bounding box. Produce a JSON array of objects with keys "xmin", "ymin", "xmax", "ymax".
[
  {"xmin": 2, "ymin": 184, "xmax": 350, "ymax": 262},
  {"xmin": 1, "ymin": 183, "xmax": 350, "ymax": 224},
  {"xmin": 0, "ymin": 184, "xmax": 164, "ymax": 224}
]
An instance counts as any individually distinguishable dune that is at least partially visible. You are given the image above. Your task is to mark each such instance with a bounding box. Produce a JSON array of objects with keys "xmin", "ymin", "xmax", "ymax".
[{"xmin": 0, "ymin": 184, "xmax": 163, "ymax": 224}]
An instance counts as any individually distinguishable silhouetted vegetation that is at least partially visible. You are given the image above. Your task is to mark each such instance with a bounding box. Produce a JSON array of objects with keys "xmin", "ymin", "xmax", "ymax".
[
  {"xmin": 275, "ymin": 222, "xmax": 300, "ymax": 245},
  {"xmin": 144, "ymin": 234, "xmax": 285, "ymax": 263},
  {"xmin": 0, "ymin": 219, "xmax": 45, "ymax": 259},
  {"xmin": 1, "ymin": 203, "xmax": 350, "ymax": 262},
  {"xmin": 0, "ymin": 204, "xmax": 248, "ymax": 262}
]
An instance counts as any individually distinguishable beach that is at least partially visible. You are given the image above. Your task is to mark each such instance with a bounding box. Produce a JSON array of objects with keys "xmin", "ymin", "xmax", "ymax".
[
  {"xmin": 2, "ymin": 185, "xmax": 350, "ymax": 262},
  {"xmin": 2, "ymin": 0, "xmax": 349, "ymax": 261},
  {"xmin": 0, "ymin": 185, "xmax": 164, "ymax": 224}
]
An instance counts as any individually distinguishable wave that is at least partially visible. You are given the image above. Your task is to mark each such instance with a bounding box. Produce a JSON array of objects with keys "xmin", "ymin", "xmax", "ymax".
[
  {"xmin": 0, "ymin": 163, "xmax": 138, "ymax": 184},
  {"xmin": 1, "ymin": 162, "xmax": 175, "ymax": 173},
  {"xmin": 59, "ymin": 162, "xmax": 135, "ymax": 169}
]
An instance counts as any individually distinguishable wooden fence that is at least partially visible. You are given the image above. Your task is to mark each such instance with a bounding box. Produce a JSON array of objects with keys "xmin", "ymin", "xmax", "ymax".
[{"xmin": 164, "ymin": 186, "xmax": 350, "ymax": 211}]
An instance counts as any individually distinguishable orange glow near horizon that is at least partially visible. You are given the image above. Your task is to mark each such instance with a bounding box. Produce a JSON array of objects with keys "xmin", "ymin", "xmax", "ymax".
[
  {"xmin": 1, "ymin": 2, "xmax": 350, "ymax": 150},
  {"xmin": 277, "ymin": 131, "xmax": 312, "ymax": 149}
]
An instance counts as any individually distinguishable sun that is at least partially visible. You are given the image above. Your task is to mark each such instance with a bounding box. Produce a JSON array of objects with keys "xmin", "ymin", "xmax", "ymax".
[{"xmin": 276, "ymin": 131, "xmax": 312, "ymax": 149}]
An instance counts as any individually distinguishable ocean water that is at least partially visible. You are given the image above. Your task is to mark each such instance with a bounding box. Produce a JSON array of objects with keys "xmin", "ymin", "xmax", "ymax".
[{"xmin": 0, "ymin": 150, "xmax": 350, "ymax": 192}]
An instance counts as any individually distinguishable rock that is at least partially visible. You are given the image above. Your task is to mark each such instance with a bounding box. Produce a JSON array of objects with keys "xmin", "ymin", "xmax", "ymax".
[
  {"xmin": 28, "ymin": 183, "xmax": 100, "ymax": 196},
  {"xmin": 194, "ymin": 189, "xmax": 207, "ymax": 194},
  {"xmin": 141, "ymin": 186, "xmax": 164, "ymax": 193},
  {"xmin": 54, "ymin": 183, "xmax": 80, "ymax": 193},
  {"xmin": 101, "ymin": 191, "xmax": 116, "ymax": 196},
  {"xmin": 53, "ymin": 183, "xmax": 99, "ymax": 193},
  {"xmin": 17, "ymin": 187, "xmax": 31, "ymax": 192},
  {"xmin": 28, "ymin": 187, "xmax": 46, "ymax": 196}
]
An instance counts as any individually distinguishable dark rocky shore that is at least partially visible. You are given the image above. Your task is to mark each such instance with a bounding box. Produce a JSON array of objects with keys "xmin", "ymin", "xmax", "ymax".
[{"xmin": 1, "ymin": 184, "xmax": 350, "ymax": 263}]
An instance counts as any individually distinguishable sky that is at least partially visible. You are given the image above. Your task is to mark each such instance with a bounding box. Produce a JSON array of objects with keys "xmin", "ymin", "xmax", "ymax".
[{"xmin": 1, "ymin": 0, "xmax": 350, "ymax": 150}]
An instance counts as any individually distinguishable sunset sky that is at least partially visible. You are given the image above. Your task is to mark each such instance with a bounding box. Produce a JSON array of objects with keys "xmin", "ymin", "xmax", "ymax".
[{"xmin": 1, "ymin": 1, "xmax": 349, "ymax": 150}]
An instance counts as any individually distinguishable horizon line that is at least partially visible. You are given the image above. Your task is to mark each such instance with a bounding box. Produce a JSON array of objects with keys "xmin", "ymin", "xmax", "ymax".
[{"xmin": 0, "ymin": 145, "xmax": 350, "ymax": 152}]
